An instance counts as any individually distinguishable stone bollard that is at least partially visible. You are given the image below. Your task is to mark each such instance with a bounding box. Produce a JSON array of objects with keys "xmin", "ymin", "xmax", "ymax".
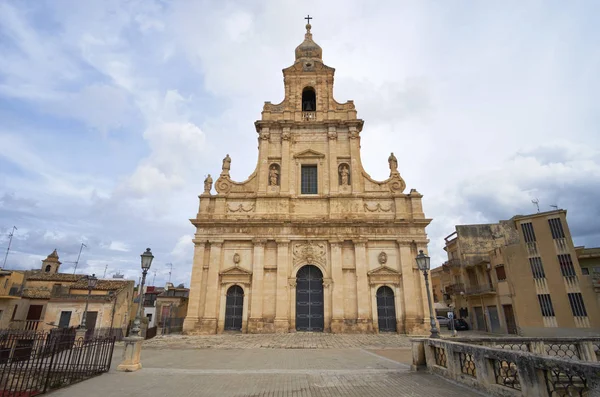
[
  {"xmin": 117, "ymin": 336, "xmax": 144, "ymax": 372},
  {"xmin": 411, "ymin": 339, "xmax": 426, "ymax": 371}
]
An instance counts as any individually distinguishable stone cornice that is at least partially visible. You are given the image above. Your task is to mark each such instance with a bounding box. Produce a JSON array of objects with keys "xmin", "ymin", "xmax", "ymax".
[{"xmin": 254, "ymin": 119, "xmax": 364, "ymax": 132}]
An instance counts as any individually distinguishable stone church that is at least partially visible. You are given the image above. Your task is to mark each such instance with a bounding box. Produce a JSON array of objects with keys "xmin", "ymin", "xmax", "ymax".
[{"xmin": 183, "ymin": 21, "xmax": 432, "ymax": 335}]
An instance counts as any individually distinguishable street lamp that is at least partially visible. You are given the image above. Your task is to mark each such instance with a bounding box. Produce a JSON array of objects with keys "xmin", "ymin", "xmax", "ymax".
[
  {"xmin": 130, "ymin": 248, "xmax": 154, "ymax": 337},
  {"xmin": 80, "ymin": 274, "xmax": 98, "ymax": 330},
  {"xmin": 416, "ymin": 250, "xmax": 440, "ymax": 338}
]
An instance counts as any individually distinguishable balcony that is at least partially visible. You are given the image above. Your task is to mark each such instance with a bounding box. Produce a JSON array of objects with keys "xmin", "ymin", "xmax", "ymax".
[
  {"xmin": 446, "ymin": 258, "xmax": 461, "ymax": 267},
  {"xmin": 444, "ymin": 283, "xmax": 465, "ymax": 295},
  {"xmin": 465, "ymin": 284, "xmax": 496, "ymax": 296},
  {"xmin": 302, "ymin": 111, "xmax": 316, "ymax": 121}
]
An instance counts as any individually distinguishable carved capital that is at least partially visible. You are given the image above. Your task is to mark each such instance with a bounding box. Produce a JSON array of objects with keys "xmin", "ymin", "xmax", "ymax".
[
  {"xmin": 353, "ymin": 238, "xmax": 368, "ymax": 246},
  {"xmin": 322, "ymin": 278, "xmax": 332, "ymax": 288},
  {"xmin": 276, "ymin": 239, "xmax": 291, "ymax": 245},
  {"xmin": 252, "ymin": 238, "xmax": 267, "ymax": 247},
  {"xmin": 348, "ymin": 127, "xmax": 359, "ymax": 140},
  {"xmin": 288, "ymin": 278, "xmax": 297, "ymax": 287},
  {"xmin": 281, "ymin": 128, "xmax": 291, "ymax": 141},
  {"xmin": 329, "ymin": 240, "xmax": 343, "ymax": 249}
]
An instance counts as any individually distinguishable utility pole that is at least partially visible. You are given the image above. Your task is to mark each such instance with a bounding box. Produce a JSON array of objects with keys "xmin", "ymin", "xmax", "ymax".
[
  {"xmin": 72, "ymin": 243, "xmax": 87, "ymax": 274},
  {"xmin": 2, "ymin": 226, "xmax": 17, "ymax": 268}
]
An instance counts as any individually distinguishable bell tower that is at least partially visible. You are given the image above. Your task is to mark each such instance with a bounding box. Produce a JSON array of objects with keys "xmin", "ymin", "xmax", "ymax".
[{"xmin": 41, "ymin": 249, "xmax": 61, "ymax": 274}]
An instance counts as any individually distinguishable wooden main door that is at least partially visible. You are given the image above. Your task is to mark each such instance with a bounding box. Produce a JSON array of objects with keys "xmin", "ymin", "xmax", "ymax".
[
  {"xmin": 376, "ymin": 286, "xmax": 397, "ymax": 332},
  {"xmin": 296, "ymin": 265, "xmax": 324, "ymax": 332},
  {"xmin": 225, "ymin": 285, "xmax": 244, "ymax": 331}
]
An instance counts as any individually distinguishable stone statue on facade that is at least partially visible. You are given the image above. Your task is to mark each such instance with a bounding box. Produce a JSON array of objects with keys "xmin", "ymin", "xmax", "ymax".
[
  {"xmin": 339, "ymin": 165, "xmax": 349, "ymax": 186},
  {"xmin": 203, "ymin": 174, "xmax": 213, "ymax": 194},
  {"xmin": 388, "ymin": 152, "xmax": 398, "ymax": 174},
  {"xmin": 269, "ymin": 165, "xmax": 279, "ymax": 186},
  {"xmin": 222, "ymin": 154, "xmax": 231, "ymax": 174}
]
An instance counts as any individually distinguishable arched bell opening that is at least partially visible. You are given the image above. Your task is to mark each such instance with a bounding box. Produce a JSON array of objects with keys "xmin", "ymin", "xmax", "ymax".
[{"xmin": 302, "ymin": 87, "xmax": 316, "ymax": 111}]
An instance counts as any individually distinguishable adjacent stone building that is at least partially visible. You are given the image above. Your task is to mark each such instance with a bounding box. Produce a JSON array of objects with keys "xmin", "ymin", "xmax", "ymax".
[
  {"xmin": 438, "ymin": 209, "xmax": 600, "ymax": 336},
  {"xmin": 183, "ymin": 22, "xmax": 433, "ymax": 335}
]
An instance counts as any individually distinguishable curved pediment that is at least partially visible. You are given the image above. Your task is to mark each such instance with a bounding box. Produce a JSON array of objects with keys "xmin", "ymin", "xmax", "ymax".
[{"xmin": 293, "ymin": 149, "xmax": 326, "ymax": 159}]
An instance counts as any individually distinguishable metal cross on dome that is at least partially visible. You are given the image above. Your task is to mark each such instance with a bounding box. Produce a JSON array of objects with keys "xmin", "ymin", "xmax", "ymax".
[{"xmin": 305, "ymin": 15, "xmax": 312, "ymax": 24}]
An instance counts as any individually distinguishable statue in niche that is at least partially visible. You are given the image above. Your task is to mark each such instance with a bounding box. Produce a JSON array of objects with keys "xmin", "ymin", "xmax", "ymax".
[
  {"xmin": 269, "ymin": 165, "xmax": 279, "ymax": 186},
  {"xmin": 339, "ymin": 164, "xmax": 350, "ymax": 186},
  {"xmin": 388, "ymin": 152, "xmax": 398, "ymax": 174},
  {"xmin": 222, "ymin": 154, "xmax": 231, "ymax": 173},
  {"xmin": 203, "ymin": 174, "xmax": 213, "ymax": 193}
]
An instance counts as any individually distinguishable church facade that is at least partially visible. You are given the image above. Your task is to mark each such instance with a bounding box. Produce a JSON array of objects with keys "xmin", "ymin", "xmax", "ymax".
[{"xmin": 183, "ymin": 22, "xmax": 433, "ymax": 335}]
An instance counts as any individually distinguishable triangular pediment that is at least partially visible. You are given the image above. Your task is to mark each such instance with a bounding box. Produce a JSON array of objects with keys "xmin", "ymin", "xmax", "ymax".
[
  {"xmin": 293, "ymin": 149, "xmax": 326, "ymax": 159},
  {"xmin": 368, "ymin": 266, "xmax": 401, "ymax": 276},
  {"xmin": 220, "ymin": 266, "xmax": 252, "ymax": 276}
]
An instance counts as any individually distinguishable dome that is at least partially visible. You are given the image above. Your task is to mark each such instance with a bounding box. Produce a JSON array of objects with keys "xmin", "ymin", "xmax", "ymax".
[{"xmin": 295, "ymin": 23, "xmax": 322, "ymax": 61}]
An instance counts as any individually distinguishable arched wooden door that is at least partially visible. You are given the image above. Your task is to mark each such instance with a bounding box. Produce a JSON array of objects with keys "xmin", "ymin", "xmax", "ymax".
[
  {"xmin": 296, "ymin": 265, "xmax": 324, "ymax": 331},
  {"xmin": 376, "ymin": 286, "xmax": 397, "ymax": 332},
  {"xmin": 224, "ymin": 285, "xmax": 244, "ymax": 331}
]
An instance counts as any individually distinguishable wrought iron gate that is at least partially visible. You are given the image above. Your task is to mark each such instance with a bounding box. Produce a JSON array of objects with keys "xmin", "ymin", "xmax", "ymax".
[
  {"xmin": 296, "ymin": 265, "xmax": 324, "ymax": 332},
  {"xmin": 224, "ymin": 285, "xmax": 244, "ymax": 331},
  {"xmin": 376, "ymin": 286, "xmax": 397, "ymax": 332}
]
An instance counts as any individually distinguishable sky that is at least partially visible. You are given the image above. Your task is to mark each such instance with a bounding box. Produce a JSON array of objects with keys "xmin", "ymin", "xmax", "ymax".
[{"xmin": 0, "ymin": 0, "xmax": 599, "ymax": 287}]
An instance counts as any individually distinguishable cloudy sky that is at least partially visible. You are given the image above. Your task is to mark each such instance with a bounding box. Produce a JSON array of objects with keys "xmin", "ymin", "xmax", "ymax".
[{"xmin": 1, "ymin": 0, "xmax": 599, "ymax": 286}]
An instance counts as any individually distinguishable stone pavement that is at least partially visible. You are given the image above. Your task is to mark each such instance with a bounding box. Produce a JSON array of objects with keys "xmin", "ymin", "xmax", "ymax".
[{"xmin": 51, "ymin": 334, "xmax": 484, "ymax": 397}]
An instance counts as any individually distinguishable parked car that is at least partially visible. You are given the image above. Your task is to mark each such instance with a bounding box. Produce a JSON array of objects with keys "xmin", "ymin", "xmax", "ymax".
[
  {"xmin": 448, "ymin": 318, "xmax": 469, "ymax": 331},
  {"xmin": 436, "ymin": 316, "xmax": 450, "ymax": 327}
]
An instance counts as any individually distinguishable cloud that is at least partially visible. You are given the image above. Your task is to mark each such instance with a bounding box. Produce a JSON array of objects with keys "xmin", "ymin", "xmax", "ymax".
[{"xmin": 0, "ymin": 0, "xmax": 598, "ymax": 285}]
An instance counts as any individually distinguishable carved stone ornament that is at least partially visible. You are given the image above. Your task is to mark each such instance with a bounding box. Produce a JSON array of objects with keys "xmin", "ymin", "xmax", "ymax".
[
  {"xmin": 227, "ymin": 203, "xmax": 255, "ymax": 213},
  {"xmin": 233, "ymin": 253, "xmax": 241, "ymax": 265},
  {"xmin": 215, "ymin": 176, "xmax": 232, "ymax": 194},
  {"xmin": 388, "ymin": 175, "xmax": 406, "ymax": 193},
  {"xmin": 349, "ymin": 129, "xmax": 359, "ymax": 139},
  {"xmin": 328, "ymin": 130, "xmax": 337, "ymax": 140},
  {"xmin": 259, "ymin": 130, "xmax": 270, "ymax": 140},
  {"xmin": 281, "ymin": 130, "xmax": 291, "ymax": 141},
  {"xmin": 293, "ymin": 241, "xmax": 326, "ymax": 267},
  {"xmin": 378, "ymin": 252, "xmax": 388, "ymax": 265},
  {"xmin": 364, "ymin": 202, "xmax": 393, "ymax": 212}
]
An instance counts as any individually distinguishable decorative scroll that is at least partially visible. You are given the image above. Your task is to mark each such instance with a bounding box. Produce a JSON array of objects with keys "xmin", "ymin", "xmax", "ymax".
[
  {"xmin": 364, "ymin": 202, "xmax": 393, "ymax": 212},
  {"xmin": 227, "ymin": 203, "xmax": 255, "ymax": 213},
  {"xmin": 293, "ymin": 241, "xmax": 326, "ymax": 267},
  {"xmin": 215, "ymin": 176, "xmax": 232, "ymax": 194}
]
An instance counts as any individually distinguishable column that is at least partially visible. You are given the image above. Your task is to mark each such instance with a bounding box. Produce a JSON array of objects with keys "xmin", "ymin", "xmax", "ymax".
[
  {"xmin": 281, "ymin": 127, "xmax": 291, "ymax": 194},
  {"xmin": 183, "ymin": 241, "xmax": 206, "ymax": 333},
  {"xmin": 348, "ymin": 126, "xmax": 361, "ymax": 192},
  {"xmin": 274, "ymin": 239, "xmax": 290, "ymax": 332},
  {"xmin": 257, "ymin": 128, "xmax": 270, "ymax": 194},
  {"xmin": 330, "ymin": 240, "xmax": 344, "ymax": 333},
  {"xmin": 200, "ymin": 241, "xmax": 223, "ymax": 334},
  {"xmin": 398, "ymin": 241, "xmax": 426, "ymax": 335},
  {"xmin": 328, "ymin": 127, "xmax": 338, "ymax": 194},
  {"xmin": 249, "ymin": 239, "xmax": 266, "ymax": 332},
  {"xmin": 354, "ymin": 239, "xmax": 373, "ymax": 332}
]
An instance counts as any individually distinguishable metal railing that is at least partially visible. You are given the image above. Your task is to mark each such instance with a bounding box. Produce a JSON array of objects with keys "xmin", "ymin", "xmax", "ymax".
[
  {"xmin": 464, "ymin": 284, "xmax": 496, "ymax": 295},
  {"xmin": 0, "ymin": 329, "xmax": 115, "ymax": 396},
  {"xmin": 413, "ymin": 337, "xmax": 600, "ymax": 396},
  {"xmin": 302, "ymin": 111, "xmax": 316, "ymax": 121},
  {"xmin": 445, "ymin": 283, "xmax": 465, "ymax": 295},
  {"xmin": 447, "ymin": 259, "xmax": 461, "ymax": 267}
]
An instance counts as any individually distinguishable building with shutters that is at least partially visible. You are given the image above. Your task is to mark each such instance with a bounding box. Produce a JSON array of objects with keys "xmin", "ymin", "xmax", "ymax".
[
  {"xmin": 437, "ymin": 209, "xmax": 600, "ymax": 336},
  {"xmin": 183, "ymin": 21, "xmax": 433, "ymax": 335}
]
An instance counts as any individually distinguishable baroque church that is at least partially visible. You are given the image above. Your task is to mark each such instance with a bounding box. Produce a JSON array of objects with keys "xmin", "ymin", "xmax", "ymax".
[{"xmin": 183, "ymin": 20, "xmax": 432, "ymax": 335}]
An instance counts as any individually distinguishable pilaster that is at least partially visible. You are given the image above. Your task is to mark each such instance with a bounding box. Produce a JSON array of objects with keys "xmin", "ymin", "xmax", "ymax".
[
  {"xmin": 330, "ymin": 240, "xmax": 344, "ymax": 333},
  {"xmin": 274, "ymin": 239, "xmax": 290, "ymax": 332},
  {"xmin": 281, "ymin": 127, "xmax": 291, "ymax": 193},
  {"xmin": 354, "ymin": 239, "xmax": 373, "ymax": 332},
  {"xmin": 328, "ymin": 126, "xmax": 339, "ymax": 195},
  {"xmin": 199, "ymin": 241, "xmax": 223, "ymax": 334},
  {"xmin": 249, "ymin": 238, "xmax": 266, "ymax": 332},
  {"xmin": 257, "ymin": 128, "xmax": 270, "ymax": 194},
  {"xmin": 183, "ymin": 241, "xmax": 206, "ymax": 333},
  {"xmin": 348, "ymin": 126, "xmax": 361, "ymax": 192}
]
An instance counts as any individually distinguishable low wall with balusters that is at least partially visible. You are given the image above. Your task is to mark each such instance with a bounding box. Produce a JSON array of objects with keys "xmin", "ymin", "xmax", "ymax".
[{"xmin": 411, "ymin": 337, "xmax": 600, "ymax": 396}]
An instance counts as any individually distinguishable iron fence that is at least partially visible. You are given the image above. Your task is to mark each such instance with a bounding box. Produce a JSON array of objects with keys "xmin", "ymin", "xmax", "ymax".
[
  {"xmin": 161, "ymin": 317, "xmax": 184, "ymax": 335},
  {"xmin": 0, "ymin": 329, "xmax": 115, "ymax": 396}
]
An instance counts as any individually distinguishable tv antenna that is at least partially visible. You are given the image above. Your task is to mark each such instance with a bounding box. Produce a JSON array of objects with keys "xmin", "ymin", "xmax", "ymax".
[
  {"xmin": 550, "ymin": 204, "xmax": 558, "ymax": 210},
  {"xmin": 531, "ymin": 198, "xmax": 540, "ymax": 213},
  {"xmin": 166, "ymin": 262, "xmax": 173, "ymax": 283},
  {"xmin": 71, "ymin": 243, "xmax": 88, "ymax": 274},
  {"xmin": 152, "ymin": 269, "xmax": 157, "ymax": 286},
  {"xmin": 2, "ymin": 226, "xmax": 17, "ymax": 268},
  {"xmin": 103, "ymin": 264, "xmax": 108, "ymax": 278}
]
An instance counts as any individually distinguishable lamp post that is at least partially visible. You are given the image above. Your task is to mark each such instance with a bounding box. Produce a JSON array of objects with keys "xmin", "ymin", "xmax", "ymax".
[
  {"xmin": 130, "ymin": 248, "xmax": 154, "ymax": 337},
  {"xmin": 415, "ymin": 250, "xmax": 440, "ymax": 338},
  {"xmin": 80, "ymin": 274, "xmax": 98, "ymax": 330}
]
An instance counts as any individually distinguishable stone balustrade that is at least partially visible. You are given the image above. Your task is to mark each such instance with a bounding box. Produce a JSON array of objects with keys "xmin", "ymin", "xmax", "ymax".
[{"xmin": 412, "ymin": 337, "xmax": 600, "ymax": 396}]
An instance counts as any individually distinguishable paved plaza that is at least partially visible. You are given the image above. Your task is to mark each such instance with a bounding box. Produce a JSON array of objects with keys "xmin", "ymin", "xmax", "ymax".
[{"xmin": 52, "ymin": 334, "xmax": 484, "ymax": 396}]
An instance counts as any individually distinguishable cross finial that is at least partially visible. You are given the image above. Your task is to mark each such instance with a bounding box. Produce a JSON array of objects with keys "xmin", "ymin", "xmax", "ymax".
[{"xmin": 305, "ymin": 15, "xmax": 312, "ymax": 24}]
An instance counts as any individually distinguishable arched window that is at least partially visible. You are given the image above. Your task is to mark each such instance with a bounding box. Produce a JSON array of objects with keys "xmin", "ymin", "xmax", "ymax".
[
  {"xmin": 45, "ymin": 265, "xmax": 51, "ymax": 273},
  {"xmin": 302, "ymin": 87, "xmax": 316, "ymax": 111}
]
